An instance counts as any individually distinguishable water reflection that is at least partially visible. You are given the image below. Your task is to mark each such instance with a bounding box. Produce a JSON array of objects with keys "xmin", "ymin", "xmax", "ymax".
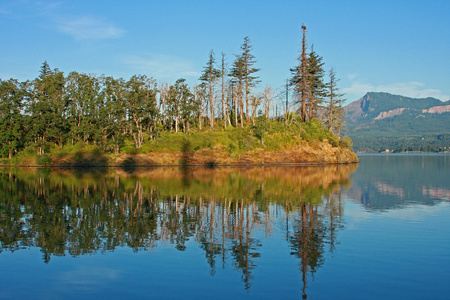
[
  {"xmin": 347, "ymin": 154, "xmax": 449, "ymax": 210},
  {"xmin": 0, "ymin": 165, "xmax": 357, "ymax": 296}
]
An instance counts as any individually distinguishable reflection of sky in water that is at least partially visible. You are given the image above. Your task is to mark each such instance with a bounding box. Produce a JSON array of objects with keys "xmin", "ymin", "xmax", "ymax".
[
  {"xmin": 347, "ymin": 154, "xmax": 450, "ymax": 210},
  {"xmin": 57, "ymin": 266, "xmax": 122, "ymax": 290},
  {"xmin": 0, "ymin": 155, "xmax": 449, "ymax": 299}
]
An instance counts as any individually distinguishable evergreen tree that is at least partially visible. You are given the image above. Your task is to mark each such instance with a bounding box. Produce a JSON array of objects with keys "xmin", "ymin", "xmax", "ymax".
[
  {"xmin": 306, "ymin": 47, "xmax": 326, "ymax": 120},
  {"xmin": 291, "ymin": 28, "xmax": 326, "ymax": 122},
  {"xmin": 239, "ymin": 37, "xmax": 260, "ymax": 122},
  {"xmin": 290, "ymin": 25, "xmax": 309, "ymax": 122},
  {"xmin": 31, "ymin": 62, "xmax": 67, "ymax": 152},
  {"xmin": 39, "ymin": 60, "xmax": 52, "ymax": 79},
  {"xmin": 199, "ymin": 50, "xmax": 220, "ymax": 130},
  {"xmin": 325, "ymin": 68, "xmax": 346, "ymax": 137}
]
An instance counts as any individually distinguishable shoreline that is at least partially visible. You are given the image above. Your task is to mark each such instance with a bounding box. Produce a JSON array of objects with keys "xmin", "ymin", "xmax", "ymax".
[
  {"xmin": 0, "ymin": 161, "xmax": 359, "ymax": 168},
  {"xmin": 0, "ymin": 141, "xmax": 360, "ymax": 168}
]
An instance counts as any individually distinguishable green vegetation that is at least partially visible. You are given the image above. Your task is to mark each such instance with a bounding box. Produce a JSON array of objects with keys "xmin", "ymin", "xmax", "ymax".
[
  {"xmin": 1, "ymin": 32, "xmax": 351, "ymax": 164},
  {"xmin": 345, "ymin": 92, "xmax": 450, "ymax": 152}
]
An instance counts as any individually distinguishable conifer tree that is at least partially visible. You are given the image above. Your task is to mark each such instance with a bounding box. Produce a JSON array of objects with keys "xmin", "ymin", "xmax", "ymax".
[
  {"xmin": 200, "ymin": 50, "xmax": 220, "ymax": 130},
  {"xmin": 290, "ymin": 25, "xmax": 309, "ymax": 122},
  {"xmin": 229, "ymin": 54, "xmax": 245, "ymax": 127},
  {"xmin": 240, "ymin": 37, "xmax": 260, "ymax": 121},
  {"xmin": 306, "ymin": 47, "xmax": 326, "ymax": 120},
  {"xmin": 32, "ymin": 62, "xmax": 67, "ymax": 152},
  {"xmin": 325, "ymin": 68, "xmax": 346, "ymax": 136}
]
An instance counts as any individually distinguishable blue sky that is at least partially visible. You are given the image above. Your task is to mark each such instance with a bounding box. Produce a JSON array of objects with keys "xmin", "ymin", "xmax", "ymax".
[{"xmin": 1, "ymin": 0, "xmax": 449, "ymax": 105}]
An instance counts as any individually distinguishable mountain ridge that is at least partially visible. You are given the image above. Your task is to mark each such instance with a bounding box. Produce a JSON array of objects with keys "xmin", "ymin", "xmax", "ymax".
[{"xmin": 344, "ymin": 92, "xmax": 450, "ymax": 152}]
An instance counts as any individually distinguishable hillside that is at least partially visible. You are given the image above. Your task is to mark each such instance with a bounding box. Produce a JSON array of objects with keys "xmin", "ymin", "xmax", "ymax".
[{"xmin": 344, "ymin": 92, "xmax": 450, "ymax": 152}]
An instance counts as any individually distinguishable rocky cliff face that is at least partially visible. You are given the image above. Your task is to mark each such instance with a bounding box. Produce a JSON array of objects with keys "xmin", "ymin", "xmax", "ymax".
[
  {"xmin": 422, "ymin": 105, "xmax": 450, "ymax": 114},
  {"xmin": 374, "ymin": 108, "xmax": 407, "ymax": 120}
]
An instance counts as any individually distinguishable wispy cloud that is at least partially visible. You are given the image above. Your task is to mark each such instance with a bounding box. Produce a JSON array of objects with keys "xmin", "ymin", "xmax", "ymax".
[
  {"xmin": 121, "ymin": 54, "xmax": 199, "ymax": 81},
  {"xmin": 344, "ymin": 78, "xmax": 449, "ymax": 101},
  {"xmin": 57, "ymin": 16, "xmax": 125, "ymax": 40},
  {"xmin": 2, "ymin": 1, "xmax": 126, "ymax": 40}
]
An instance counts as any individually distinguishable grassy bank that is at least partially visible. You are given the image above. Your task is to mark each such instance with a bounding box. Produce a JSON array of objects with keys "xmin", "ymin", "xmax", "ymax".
[{"xmin": 1, "ymin": 119, "xmax": 358, "ymax": 166}]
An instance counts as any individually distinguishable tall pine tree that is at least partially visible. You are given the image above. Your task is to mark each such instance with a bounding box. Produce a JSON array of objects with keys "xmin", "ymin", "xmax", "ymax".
[
  {"xmin": 290, "ymin": 25, "xmax": 309, "ymax": 122},
  {"xmin": 199, "ymin": 50, "xmax": 220, "ymax": 130},
  {"xmin": 325, "ymin": 68, "xmax": 346, "ymax": 136},
  {"xmin": 306, "ymin": 46, "xmax": 326, "ymax": 121}
]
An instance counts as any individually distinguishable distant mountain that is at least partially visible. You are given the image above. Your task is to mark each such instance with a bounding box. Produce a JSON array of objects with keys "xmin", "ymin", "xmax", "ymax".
[{"xmin": 344, "ymin": 92, "xmax": 450, "ymax": 152}]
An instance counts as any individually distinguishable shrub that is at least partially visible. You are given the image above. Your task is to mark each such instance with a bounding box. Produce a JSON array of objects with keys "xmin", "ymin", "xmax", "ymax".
[{"xmin": 340, "ymin": 136, "xmax": 353, "ymax": 149}]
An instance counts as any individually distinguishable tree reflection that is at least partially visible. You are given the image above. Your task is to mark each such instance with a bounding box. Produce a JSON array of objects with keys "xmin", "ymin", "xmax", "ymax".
[{"xmin": 0, "ymin": 164, "xmax": 356, "ymax": 293}]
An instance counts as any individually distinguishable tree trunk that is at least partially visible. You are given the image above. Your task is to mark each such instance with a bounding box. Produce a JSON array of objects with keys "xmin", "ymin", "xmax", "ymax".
[
  {"xmin": 209, "ymin": 83, "xmax": 214, "ymax": 129},
  {"xmin": 301, "ymin": 25, "xmax": 307, "ymax": 122}
]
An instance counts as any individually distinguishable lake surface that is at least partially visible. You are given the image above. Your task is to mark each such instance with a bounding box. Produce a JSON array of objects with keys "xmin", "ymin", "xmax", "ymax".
[{"xmin": 0, "ymin": 154, "xmax": 449, "ymax": 299}]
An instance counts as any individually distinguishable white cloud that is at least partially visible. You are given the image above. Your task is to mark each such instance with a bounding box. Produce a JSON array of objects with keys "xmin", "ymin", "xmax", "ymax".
[
  {"xmin": 57, "ymin": 16, "xmax": 125, "ymax": 40},
  {"xmin": 347, "ymin": 74, "xmax": 358, "ymax": 81},
  {"xmin": 343, "ymin": 78, "xmax": 449, "ymax": 101},
  {"xmin": 343, "ymin": 82, "xmax": 375, "ymax": 96},
  {"xmin": 121, "ymin": 54, "xmax": 199, "ymax": 81}
]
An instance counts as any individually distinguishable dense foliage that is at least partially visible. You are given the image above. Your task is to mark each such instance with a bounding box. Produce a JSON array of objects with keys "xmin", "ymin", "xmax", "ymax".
[{"xmin": 1, "ymin": 34, "xmax": 349, "ymax": 162}]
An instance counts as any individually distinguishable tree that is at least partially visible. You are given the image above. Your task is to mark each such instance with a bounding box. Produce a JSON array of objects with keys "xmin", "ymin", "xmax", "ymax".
[
  {"xmin": 291, "ymin": 25, "xmax": 308, "ymax": 122},
  {"xmin": 306, "ymin": 46, "xmax": 326, "ymax": 120},
  {"xmin": 220, "ymin": 53, "xmax": 230, "ymax": 127},
  {"xmin": 177, "ymin": 80, "xmax": 195, "ymax": 133},
  {"xmin": 325, "ymin": 68, "xmax": 345, "ymax": 136},
  {"xmin": 100, "ymin": 76, "xmax": 127, "ymax": 154},
  {"xmin": 39, "ymin": 60, "xmax": 52, "ymax": 79},
  {"xmin": 158, "ymin": 82, "xmax": 170, "ymax": 126},
  {"xmin": 125, "ymin": 75, "xmax": 158, "ymax": 149},
  {"xmin": 65, "ymin": 72, "xmax": 102, "ymax": 144},
  {"xmin": 239, "ymin": 37, "xmax": 260, "ymax": 122},
  {"xmin": 200, "ymin": 50, "xmax": 220, "ymax": 130},
  {"xmin": 250, "ymin": 94, "xmax": 262, "ymax": 124},
  {"xmin": 194, "ymin": 83, "xmax": 207, "ymax": 130},
  {"xmin": 229, "ymin": 55, "xmax": 245, "ymax": 127},
  {"xmin": 167, "ymin": 79, "xmax": 193, "ymax": 133},
  {"xmin": 31, "ymin": 62, "xmax": 67, "ymax": 153},
  {"xmin": 262, "ymin": 85, "xmax": 275, "ymax": 119},
  {"xmin": 0, "ymin": 79, "xmax": 28, "ymax": 158}
]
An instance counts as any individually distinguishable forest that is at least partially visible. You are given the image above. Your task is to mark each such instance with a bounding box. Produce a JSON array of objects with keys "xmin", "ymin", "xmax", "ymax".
[{"xmin": 0, "ymin": 30, "xmax": 348, "ymax": 163}]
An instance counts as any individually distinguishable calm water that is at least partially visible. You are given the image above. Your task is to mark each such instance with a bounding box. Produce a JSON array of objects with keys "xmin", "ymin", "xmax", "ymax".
[{"xmin": 0, "ymin": 154, "xmax": 449, "ymax": 299}]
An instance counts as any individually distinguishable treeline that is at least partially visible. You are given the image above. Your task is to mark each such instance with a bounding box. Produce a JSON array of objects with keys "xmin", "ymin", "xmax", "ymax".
[
  {"xmin": 0, "ymin": 32, "xmax": 346, "ymax": 159},
  {"xmin": 352, "ymin": 134, "xmax": 450, "ymax": 153}
]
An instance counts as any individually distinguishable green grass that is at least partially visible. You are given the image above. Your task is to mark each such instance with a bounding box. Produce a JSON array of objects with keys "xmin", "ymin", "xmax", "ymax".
[
  {"xmin": 142, "ymin": 119, "xmax": 347, "ymax": 154},
  {"xmin": 0, "ymin": 119, "xmax": 352, "ymax": 164}
]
